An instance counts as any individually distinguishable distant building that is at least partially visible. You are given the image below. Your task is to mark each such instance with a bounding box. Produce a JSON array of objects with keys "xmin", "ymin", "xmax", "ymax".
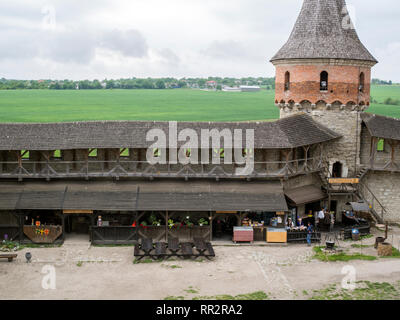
[
  {"xmin": 206, "ymin": 81, "xmax": 217, "ymax": 88},
  {"xmin": 240, "ymin": 86, "xmax": 261, "ymax": 92},
  {"xmin": 222, "ymin": 86, "xmax": 241, "ymax": 92}
]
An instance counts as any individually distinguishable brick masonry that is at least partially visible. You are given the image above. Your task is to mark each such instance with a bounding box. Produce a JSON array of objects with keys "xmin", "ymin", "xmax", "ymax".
[{"xmin": 275, "ymin": 64, "xmax": 371, "ymax": 105}]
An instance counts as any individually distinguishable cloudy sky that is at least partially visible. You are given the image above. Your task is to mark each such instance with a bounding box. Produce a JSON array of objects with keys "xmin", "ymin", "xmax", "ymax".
[{"xmin": 0, "ymin": 0, "xmax": 399, "ymax": 81}]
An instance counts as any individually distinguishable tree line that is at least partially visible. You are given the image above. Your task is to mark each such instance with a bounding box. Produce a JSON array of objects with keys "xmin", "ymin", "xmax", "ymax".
[{"xmin": 0, "ymin": 77, "xmax": 276, "ymax": 90}]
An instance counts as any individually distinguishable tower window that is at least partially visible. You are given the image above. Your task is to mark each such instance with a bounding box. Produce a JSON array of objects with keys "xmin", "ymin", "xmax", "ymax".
[
  {"xmin": 359, "ymin": 72, "xmax": 365, "ymax": 93},
  {"xmin": 320, "ymin": 71, "xmax": 328, "ymax": 91},
  {"xmin": 284, "ymin": 72, "xmax": 290, "ymax": 91}
]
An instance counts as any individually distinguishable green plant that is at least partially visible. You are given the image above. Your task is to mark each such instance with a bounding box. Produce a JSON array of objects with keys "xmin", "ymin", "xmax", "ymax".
[
  {"xmin": 198, "ymin": 218, "xmax": 209, "ymax": 226},
  {"xmin": 312, "ymin": 246, "xmax": 377, "ymax": 262},
  {"xmin": 185, "ymin": 221, "xmax": 194, "ymax": 227},
  {"xmin": 164, "ymin": 296, "xmax": 185, "ymax": 300},
  {"xmin": 168, "ymin": 219, "xmax": 175, "ymax": 229}
]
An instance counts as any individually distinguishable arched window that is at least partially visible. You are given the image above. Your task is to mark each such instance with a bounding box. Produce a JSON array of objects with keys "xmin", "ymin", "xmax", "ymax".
[
  {"xmin": 320, "ymin": 71, "xmax": 328, "ymax": 91},
  {"xmin": 284, "ymin": 71, "xmax": 290, "ymax": 91},
  {"xmin": 359, "ymin": 72, "xmax": 365, "ymax": 93}
]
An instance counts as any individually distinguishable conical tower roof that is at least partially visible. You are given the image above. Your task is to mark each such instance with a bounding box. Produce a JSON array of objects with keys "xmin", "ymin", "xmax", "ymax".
[{"xmin": 271, "ymin": 0, "xmax": 377, "ymax": 63}]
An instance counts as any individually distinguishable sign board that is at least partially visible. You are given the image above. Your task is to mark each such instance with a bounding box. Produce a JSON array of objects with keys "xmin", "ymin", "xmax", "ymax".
[
  {"xmin": 328, "ymin": 178, "xmax": 360, "ymax": 184},
  {"xmin": 276, "ymin": 211, "xmax": 286, "ymax": 216},
  {"xmin": 63, "ymin": 210, "xmax": 94, "ymax": 215}
]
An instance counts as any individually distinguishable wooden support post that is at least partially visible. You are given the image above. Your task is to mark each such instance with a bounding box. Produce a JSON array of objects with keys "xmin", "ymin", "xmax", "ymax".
[
  {"xmin": 370, "ymin": 137, "xmax": 378, "ymax": 169},
  {"xmin": 165, "ymin": 211, "xmax": 168, "ymax": 242},
  {"xmin": 210, "ymin": 212, "xmax": 213, "ymax": 242}
]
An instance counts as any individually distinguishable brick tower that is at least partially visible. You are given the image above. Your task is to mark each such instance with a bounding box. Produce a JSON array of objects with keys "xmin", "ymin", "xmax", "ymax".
[{"xmin": 271, "ymin": 0, "xmax": 378, "ymax": 177}]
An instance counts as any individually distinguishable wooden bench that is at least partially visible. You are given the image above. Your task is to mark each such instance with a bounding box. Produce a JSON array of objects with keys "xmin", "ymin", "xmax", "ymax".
[
  {"xmin": 168, "ymin": 237, "xmax": 180, "ymax": 256},
  {"xmin": 0, "ymin": 253, "xmax": 17, "ymax": 262},
  {"xmin": 154, "ymin": 242, "xmax": 167, "ymax": 260},
  {"xmin": 194, "ymin": 237, "xmax": 215, "ymax": 260},
  {"xmin": 134, "ymin": 238, "xmax": 154, "ymax": 261},
  {"xmin": 205, "ymin": 243, "xmax": 216, "ymax": 259},
  {"xmin": 180, "ymin": 242, "xmax": 194, "ymax": 259}
]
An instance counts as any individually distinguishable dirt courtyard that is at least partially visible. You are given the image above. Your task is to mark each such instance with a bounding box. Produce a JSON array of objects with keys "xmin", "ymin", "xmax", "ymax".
[{"xmin": 1, "ymin": 227, "xmax": 400, "ymax": 300}]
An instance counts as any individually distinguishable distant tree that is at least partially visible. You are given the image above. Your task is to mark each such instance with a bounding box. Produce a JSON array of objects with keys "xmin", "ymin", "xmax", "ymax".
[{"xmin": 156, "ymin": 80, "xmax": 166, "ymax": 89}]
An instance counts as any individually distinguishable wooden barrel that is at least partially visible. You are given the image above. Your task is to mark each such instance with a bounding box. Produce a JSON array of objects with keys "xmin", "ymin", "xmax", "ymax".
[
  {"xmin": 375, "ymin": 237, "xmax": 385, "ymax": 249},
  {"xmin": 378, "ymin": 242, "xmax": 393, "ymax": 256}
]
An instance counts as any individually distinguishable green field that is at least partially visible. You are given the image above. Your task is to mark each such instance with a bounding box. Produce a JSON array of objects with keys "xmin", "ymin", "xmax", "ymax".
[{"xmin": 0, "ymin": 85, "xmax": 399, "ymax": 123}]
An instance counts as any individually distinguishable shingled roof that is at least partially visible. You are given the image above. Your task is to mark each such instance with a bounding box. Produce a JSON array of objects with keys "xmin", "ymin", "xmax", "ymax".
[
  {"xmin": 271, "ymin": 0, "xmax": 377, "ymax": 63},
  {"xmin": 0, "ymin": 113, "xmax": 341, "ymax": 150},
  {"xmin": 0, "ymin": 180, "xmax": 289, "ymax": 212},
  {"xmin": 361, "ymin": 113, "xmax": 400, "ymax": 141}
]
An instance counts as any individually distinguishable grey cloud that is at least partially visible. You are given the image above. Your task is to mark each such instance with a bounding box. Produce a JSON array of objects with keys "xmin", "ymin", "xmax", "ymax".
[
  {"xmin": 203, "ymin": 40, "xmax": 248, "ymax": 60},
  {"xmin": 100, "ymin": 29, "xmax": 149, "ymax": 58},
  {"xmin": 40, "ymin": 31, "xmax": 97, "ymax": 64},
  {"xmin": 156, "ymin": 48, "xmax": 180, "ymax": 65}
]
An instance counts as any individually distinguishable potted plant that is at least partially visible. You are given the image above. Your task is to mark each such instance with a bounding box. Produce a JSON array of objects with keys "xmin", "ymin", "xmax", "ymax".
[
  {"xmin": 168, "ymin": 219, "xmax": 175, "ymax": 229},
  {"xmin": 152, "ymin": 219, "xmax": 162, "ymax": 227},
  {"xmin": 198, "ymin": 218, "xmax": 209, "ymax": 227}
]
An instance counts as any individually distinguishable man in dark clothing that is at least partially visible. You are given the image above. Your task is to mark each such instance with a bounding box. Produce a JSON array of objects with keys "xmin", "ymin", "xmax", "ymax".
[{"xmin": 307, "ymin": 223, "xmax": 313, "ymax": 246}]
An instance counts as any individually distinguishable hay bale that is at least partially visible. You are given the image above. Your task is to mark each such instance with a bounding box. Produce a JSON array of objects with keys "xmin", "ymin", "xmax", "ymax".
[{"xmin": 378, "ymin": 242, "xmax": 393, "ymax": 256}]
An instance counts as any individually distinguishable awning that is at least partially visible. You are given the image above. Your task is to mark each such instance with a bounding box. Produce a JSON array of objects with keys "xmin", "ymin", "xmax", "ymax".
[
  {"xmin": 285, "ymin": 185, "xmax": 327, "ymax": 206},
  {"xmin": 346, "ymin": 201, "xmax": 370, "ymax": 212},
  {"xmin": 0, "ymin": 181, "xmax": 288, "ymax": 212}
]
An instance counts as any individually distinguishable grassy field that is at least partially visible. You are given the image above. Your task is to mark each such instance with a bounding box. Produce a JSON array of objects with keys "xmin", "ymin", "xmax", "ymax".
[{"xmin": 0, "ymin": 85, "xmax": 399, "ymax": 123}]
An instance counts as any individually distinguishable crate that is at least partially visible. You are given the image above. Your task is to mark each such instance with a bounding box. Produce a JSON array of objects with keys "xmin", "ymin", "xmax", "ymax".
[{"xmin": 233, "ymin": 227, "xmax": 254, "ymax": 243}]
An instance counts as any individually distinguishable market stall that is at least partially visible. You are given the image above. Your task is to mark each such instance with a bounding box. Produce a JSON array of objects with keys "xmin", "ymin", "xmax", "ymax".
[{"xmin": 238, "ymin": 211, "xmax": 288, "ymax": 243}]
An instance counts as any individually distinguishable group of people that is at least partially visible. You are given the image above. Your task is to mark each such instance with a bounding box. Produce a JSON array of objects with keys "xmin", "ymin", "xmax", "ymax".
[
  {"xmin": 286, "ymin": 208, "xmax": 336, "ymax": 246},
  {"xmin": 286, "ymin": 217, "xmax": 314, "ymax": 246}
]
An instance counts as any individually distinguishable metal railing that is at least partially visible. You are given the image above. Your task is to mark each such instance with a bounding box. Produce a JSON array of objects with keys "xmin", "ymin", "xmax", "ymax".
[
  {"xmin": 0, "ymin": 156, "xmax": 324, "ymax": 180},
  {"xmin": 357, "ymin": 182, "xmax": 388, "ymax": 223}
]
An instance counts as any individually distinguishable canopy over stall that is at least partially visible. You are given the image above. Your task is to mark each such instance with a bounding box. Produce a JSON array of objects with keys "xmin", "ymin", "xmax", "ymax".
[
  {"xmin": 346, "ymin": 201, "xmax": 370, "ymax": 212},
  {"xmin": 0, "ymin": 180, "xmax": 288, "ymax": 212},
  {"xmin": 284, "ymin": 185, "xmax": 327, "ymax": 206}
]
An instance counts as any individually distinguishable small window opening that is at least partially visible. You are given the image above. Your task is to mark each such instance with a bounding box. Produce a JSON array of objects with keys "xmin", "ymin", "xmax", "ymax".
[
  {"xmin": 284, "ymin": 72, "xmax": 290, "ymax": 91},
  {"xmin": 320, "ymin": 71, "xmax": 328, "ymax": 91},
  {"xmin": 359, "ymin": 72, "xmax": 365, "ymax": 93},
  {"xmin": 377, "ymin": 139, "xmax": 385, "ymax": 152}
]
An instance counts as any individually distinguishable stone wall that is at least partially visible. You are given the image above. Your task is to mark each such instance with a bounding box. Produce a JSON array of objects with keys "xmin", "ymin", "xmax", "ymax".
[
  {"xmin": 281, "ymin": 106, "xmax": 361, "ymax": 177},
  {"xmin": 363, "ymin": 171, "xmax": 400, "ymax": 222}
]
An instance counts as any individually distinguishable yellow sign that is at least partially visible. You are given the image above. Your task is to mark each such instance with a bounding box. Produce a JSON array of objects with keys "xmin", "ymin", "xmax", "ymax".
[
  {"xmin": 63, "ymin": 210, "xmax": 94, "ymax": 214},
  {"xmin": 328, "ymin": 178, "xmax": 360, "ymax": 184}
]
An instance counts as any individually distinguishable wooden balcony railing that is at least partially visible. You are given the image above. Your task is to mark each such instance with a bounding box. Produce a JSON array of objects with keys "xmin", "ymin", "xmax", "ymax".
[{"xmin": 0, "ymin": 156, "xmax": 324, "ymax": 180}]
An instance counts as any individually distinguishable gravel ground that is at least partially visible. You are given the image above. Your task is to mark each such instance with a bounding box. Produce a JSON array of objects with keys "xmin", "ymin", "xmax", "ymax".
[{"xmin": 1, "ymin": 227, "xmax": 400, "ymax": 300}]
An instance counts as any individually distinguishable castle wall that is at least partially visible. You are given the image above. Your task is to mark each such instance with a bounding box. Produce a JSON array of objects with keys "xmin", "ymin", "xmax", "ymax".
[
  {"xmin": 363, "ymin": 171, "xmax": 400, "ymax": 222},
  {"xmin": 281, "ymin": 104, "xmax": 361, "ymax": 177},
  {"xmin": 275, "ymin": 63, "xmax": 371, "ymax": 105}
]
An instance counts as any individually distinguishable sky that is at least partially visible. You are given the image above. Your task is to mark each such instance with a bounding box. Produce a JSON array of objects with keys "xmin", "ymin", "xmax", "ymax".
[{"xmin": 0, "ymin": 0, "xmax": 399, "ymax": 81}]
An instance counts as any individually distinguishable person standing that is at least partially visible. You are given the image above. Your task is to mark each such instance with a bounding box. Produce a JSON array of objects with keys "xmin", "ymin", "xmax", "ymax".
[{"xmin": 307, "ymin": 222, "xmax": 313, "ymax": 246}]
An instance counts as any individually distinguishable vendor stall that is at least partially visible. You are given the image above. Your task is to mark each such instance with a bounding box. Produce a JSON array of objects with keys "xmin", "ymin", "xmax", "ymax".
[{"xmin": 233, "ymin": 226, "xmax": 254, "ymax": 243}]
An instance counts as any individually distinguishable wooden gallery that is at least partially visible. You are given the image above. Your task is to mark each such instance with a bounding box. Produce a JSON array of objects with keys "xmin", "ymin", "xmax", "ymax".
[{"xmin": 1, "ymin": 0, "xmax": 399, "ymax": 246}]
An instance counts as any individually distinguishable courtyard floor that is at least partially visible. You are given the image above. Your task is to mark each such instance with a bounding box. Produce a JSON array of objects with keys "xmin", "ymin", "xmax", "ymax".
[{"xmin": 1, "ymin": 226, "xmax": 400, "ymax": 300}]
